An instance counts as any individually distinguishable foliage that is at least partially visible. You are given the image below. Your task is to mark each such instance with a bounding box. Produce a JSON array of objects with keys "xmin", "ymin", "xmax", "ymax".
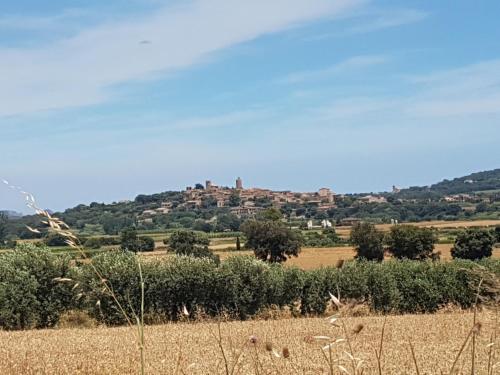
[
  {"xmin": 0, "ymin": 244, "xmax": 74, "ymax": 329},
  {"xmin": 257, "ymin": 208, "xmax": 283, "ymax": 222},
  {"xmin": 350, "ymin": 222, "xmax": 385, "ymax": 261},
  {"xmin": 120, "ymin": 228, "xmax": 155, "ymax": 252},
  {"xmin": 0, "ymin": 212, "xmax": 7, "ymax": 244},
  {"xmin": 165, "ymin": 230, "xmax": 219, "ymax": 262},
  {"xmin": 303, "ymin": 228, "xmax": 341, "ymax": 247},
  {"xmin": 241, "ymin": 220, "xmax": 303, "ymax": 262},
  {"xmin": 451, "ymin": 228, "xmax": 495, "ymax": 260},
  {"xmin": 44, "ymin": 232, "xmax": 70, "ymax": 247},
  {"xmin": 494, "ymin": 225, "xmax": 500, "ymax": 243},
  {"xmin": 386, "ymin": 225, "xmax": 438, "ymax": 260},
  {"xmin": 84, "ymin": 236, "xmax": 121, "ymax": 249},
  {"xmin": 1, "ymin": 250, "xmax": 499, "ymax": 329},
  {"xmin": 394, "ymin": 168, "xmax": 500, "ymax": 199}
]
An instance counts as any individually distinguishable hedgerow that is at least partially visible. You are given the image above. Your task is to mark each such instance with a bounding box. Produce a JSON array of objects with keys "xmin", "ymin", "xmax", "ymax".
[{"xmin": 0, "ymin": 245, "xmax": 499, "ymax": 329}]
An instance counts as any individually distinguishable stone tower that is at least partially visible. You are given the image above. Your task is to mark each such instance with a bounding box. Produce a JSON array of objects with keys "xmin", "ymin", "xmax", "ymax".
[{"xmin": 236, "ymin": 177, "xmax": 243, "ymax": 190}]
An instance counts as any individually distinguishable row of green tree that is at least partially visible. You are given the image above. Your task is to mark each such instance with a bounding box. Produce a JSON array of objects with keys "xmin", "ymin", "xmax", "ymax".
[
  {"xmin": 350, "ymin": 223, "xmax": 499, "ymax": 261},
  {"xmin": 1, "ymin": 244, "xmax": 499, "ymax": 330}
]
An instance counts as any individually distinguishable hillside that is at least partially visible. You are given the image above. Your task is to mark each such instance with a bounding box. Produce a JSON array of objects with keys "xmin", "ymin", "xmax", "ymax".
[{"xmin": 394, "ymin": 168, "xmax": 500, "ymax": 199}]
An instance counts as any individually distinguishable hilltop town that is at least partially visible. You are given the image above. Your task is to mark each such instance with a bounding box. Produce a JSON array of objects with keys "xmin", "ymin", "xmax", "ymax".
[{"xmin": 139, "ymin": 177, "xmax": 338, "ymax": 222}]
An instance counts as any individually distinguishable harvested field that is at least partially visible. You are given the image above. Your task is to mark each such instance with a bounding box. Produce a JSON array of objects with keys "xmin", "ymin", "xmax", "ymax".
[
  {"xmin": 334, "ymin": 219, "xmax": 500, "ymax": 237},
  {"xmin": 0, "ymin": 311, "xmax": 497, "ymax": 374},
  {"xmin": 214, "ymin": 244, "xmax": 500, "ymax": 270},
  {"xmin": 141, "ymin": 245, "xmax": 500, "ymax": 270}
]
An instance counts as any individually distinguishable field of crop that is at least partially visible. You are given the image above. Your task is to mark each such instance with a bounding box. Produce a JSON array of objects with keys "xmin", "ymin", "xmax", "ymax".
[{"xmin": 0, "ymin": 310, "xmax": 497, "ymax": 374}]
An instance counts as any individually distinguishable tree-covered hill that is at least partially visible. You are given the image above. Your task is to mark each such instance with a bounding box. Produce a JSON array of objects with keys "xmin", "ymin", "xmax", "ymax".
[{"xmin": 393, "ymin": 168, "xmax": 500, "ymax": 199}]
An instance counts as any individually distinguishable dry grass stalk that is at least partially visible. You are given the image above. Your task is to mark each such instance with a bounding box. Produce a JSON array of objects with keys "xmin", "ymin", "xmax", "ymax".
[{"xmin": 4, "ymin": 181, "xmax": 146, "ymax": 373}]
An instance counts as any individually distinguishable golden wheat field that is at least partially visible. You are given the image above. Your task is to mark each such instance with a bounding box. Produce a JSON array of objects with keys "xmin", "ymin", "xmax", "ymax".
[{"xmin": 0, "ymin": 311, "xmax": 497, "ymax": 374}]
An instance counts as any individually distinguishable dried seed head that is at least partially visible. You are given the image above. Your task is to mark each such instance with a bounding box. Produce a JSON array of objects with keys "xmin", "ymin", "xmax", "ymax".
[
  {"xmin": 282, "ymin": 347, "xmax": 290, "ymax": 358},
  {"xmin": 249, "ymin": 335, "xmax": 258, "ymax": 344},
  {"xmin": 473, "ymin": 322, "xmax": 482, "ymax": 334},
  {"xmin": 352, "ymin": 324, "xmax": 364, "ymax": 334},
  {"xmin": 265, "ymin": 342, "xmax": 273, "ymax": 352}
]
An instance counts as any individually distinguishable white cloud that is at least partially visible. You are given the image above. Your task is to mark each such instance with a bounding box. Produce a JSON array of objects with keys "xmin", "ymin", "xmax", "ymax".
[
  {"xmin": 306, "ymin": 8, "xmax": 428, "ymax": 41},
  {"xmin": 0, "ymin": 0, "xmax": 362, "ymax": 117},
  {"xmin": 279, "ymin": 54, "xmax": 388, "ymax": 84},
  {"xmin": 306, "ymin": 59, "xmax": 500, "ymax": 121},
  {"xmin": 346, "ymin": 9, "xmax": 428, "ymax": 35},
  {"xmin": 405, "ymin": 59, "xmax": 500, "ymax": 117}
]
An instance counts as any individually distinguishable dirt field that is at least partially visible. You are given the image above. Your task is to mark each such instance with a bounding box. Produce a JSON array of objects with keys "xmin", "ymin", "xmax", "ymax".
[{"xmin": 0, "ymin": 311, "xmax": 497, "ymax": 374}]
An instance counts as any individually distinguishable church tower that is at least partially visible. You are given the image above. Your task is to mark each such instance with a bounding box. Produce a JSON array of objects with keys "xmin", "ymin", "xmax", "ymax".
[{"xmin": 236, "ymin": 177, "xmax": 243, "ymax": 190}]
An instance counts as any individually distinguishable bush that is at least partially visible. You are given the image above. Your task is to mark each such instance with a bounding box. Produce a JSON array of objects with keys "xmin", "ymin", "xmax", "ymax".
[
  {"xmin": 303, "ymin": 228, "xmax": 341, "ymax": 247},
  {"xmin": 494, "ymin": 226, "xmax": 500, "ymax": 243},
  {"xmin": 350, "ymin": 222, "xmax": 384, "ymax": 261},
  {"xmin": 78, "ymin": 250, "xmax": 142, "ymax": 325},
  {"xmin": 386, "ymin": 225, "xmax": 438, "ymax": 260},
  {"xmin": 217, "ymin": 256, "xmax": 274, "ymax": 319},
  {"xmin": 166, "ymin": 230, "xmax": 218, "ymax": 262},
  {"xmin": 120, "ymin": 228, "xmax": 155, "ymax": 252},
  {"xmin": 138, "ymin": 236, "xmax": 155, "ymax": 252},
  {"xmin": 84, "ymin": 236, "xmax": 121, "ymax": 249},
  {"xmin": 451, "ymin": 228, "xmax": 495, "ymax": 260},
  {"xmin": 44, "ymin": 232, "xmax": 70, "ymax": 247},
  {"xmin": 241, "ymin": 220, "xmax": 303, "ymax": 263},
  {"xmin": 145, "ymin": 256, "xmax": 220, "ymax": 320},
  {"xmin": 0, "ymin": 244, "xmax": 74, "ymax": 329}
]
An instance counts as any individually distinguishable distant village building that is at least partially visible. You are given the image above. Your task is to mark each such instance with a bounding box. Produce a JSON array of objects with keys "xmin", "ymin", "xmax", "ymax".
[
  {"xmin": 321, "ymin": 219, "xmax": 332, "ymax": 228},
  {"xmin": 180, "ymin": 177, "xmax": 337, "ymax": 217},
  {"xmin": 392, "ymin": 185, "xmax": 401, "ymax": 194},
  {"xmin": 359, "ymin": 195, "xmax": 387, "ymax": 204},
  {"xmin": 230, "ymin": 206, "xmax": 264, "ymax": 217}
]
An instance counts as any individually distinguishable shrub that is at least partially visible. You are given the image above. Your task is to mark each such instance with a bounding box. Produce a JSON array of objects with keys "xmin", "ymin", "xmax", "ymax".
[
  {"xmin": 78, "ymin": 250, "xmax": 142, "ymax": 325},
  {"xmin": 120, "ymin": 227, "xmax": 140, "ymax": 252},
  {"xmin": 165, "ymin": 230, "xmax": 218, "ymax": 262},
  {"xmin": 84, "ymin": 236, "xmax": 121, "ymax": 249},
  {"xmin": 120, "ymin": 228, "xmax": 155, "ymax": 252},
  {"xmin": 383, "ymin": 261, "xmax": 442, "ymax": 312},
  {"xmin": 366, "ymin": 264, "xmax": 400, "ymax": 312},
  {"xmin": 386, "ymin": 225, "xmax": 438, "ymax": 260},
  {"xmin": 350, "ymin": 222, "xmax": 384, "ymax": 261},
  {"xmin": 494, "ymin": 225, "xmax": 500, "ymax": 243},
  {"xmin": 300, "ymin": 268, "xmax": 331, "ymax": 315},
  {"xmin": 145, "ymin": 256, "xmax": 220, "ymax": 320},
  {"xmin": 217, "ymin": 256, "xmax": 274, "ymax": 319},
  {"xmin": 451, "ymin": 228, "xmax": 495, "ymax": 260},
  {"xmin": 138, "ymin": 236, "xmax": 155, "ymax": 252},
  {"xmin": 0, "ymin": 244, "xmax": 74, "ymax": 329},
  {"xmin": 241, "ymin": 220, "xmax": 302, "ymax": 263},
  {"xmin": 44, "ymin": 232, "xmax": 70, "ymax": 247}
]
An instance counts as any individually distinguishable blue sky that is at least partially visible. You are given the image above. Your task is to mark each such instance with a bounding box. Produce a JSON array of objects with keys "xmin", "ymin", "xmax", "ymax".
[{"xmin": 1, "ymin": 0, "xmax": 500, "ymax": 213}]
